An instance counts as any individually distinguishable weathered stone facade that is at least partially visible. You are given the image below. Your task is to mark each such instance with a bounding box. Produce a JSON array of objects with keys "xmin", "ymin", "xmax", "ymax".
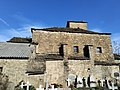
[
  {"xmin": 0, "ymin": 21, "xmax": 120, "ymax": 88},
  {"xmin": 32, "ymin": 31, "xmax": 113, "ymax": 61},
  {"xmin": 30, "ymin": 21, "xmax": 120, "ymax": 87}
]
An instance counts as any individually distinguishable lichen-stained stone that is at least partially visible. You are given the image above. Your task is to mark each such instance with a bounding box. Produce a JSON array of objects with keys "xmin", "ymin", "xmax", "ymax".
[{"xmin": 32, "ymin": 30, "xmax": 114, "ymax": 61}]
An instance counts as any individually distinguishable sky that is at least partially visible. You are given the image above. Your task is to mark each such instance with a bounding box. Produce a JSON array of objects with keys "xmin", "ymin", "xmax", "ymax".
[{"xmin": 0, "ymin": 0, "xmax": 120, "ymax": 45}]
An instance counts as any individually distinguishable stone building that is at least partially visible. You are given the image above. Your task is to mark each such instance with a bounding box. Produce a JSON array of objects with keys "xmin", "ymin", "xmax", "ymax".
[{"xmin": 0, "ymin": 21, "xmax": 120, "ymax": 88}]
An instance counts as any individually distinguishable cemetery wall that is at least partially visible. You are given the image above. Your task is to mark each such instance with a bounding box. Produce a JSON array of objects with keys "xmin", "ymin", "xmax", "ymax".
[
  {"xmin": 32, "ymin": 30, "xmax": 114, "ymax": 61},
  {"xmin": 94, "ymin": 65, "xmax": 119, "ymax": 80},
  {"xmin": 67, "ymin": 60, "xmax": 120, "ymax": 82},
  {"xmin": 46, "ymin": 60, "xmax": 64, "ymax": 86},
  {"xmin": 68, "ymin": 60, "xmax": 91, "ymax": 77},
  {"xmin": 0, "ymin": 59, "xmax": 44, "ymax": 88}
]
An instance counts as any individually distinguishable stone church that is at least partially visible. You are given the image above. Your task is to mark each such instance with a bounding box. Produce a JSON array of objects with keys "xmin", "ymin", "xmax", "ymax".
[{"xmin": 0, "ymin": 21, "xmax": 120, "ymax": 88}]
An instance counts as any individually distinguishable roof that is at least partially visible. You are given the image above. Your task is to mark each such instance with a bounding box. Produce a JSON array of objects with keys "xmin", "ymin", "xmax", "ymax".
[
  {"xmin": 31, "ymin": 27, "xmax": 111, "ymax": 35},
  {"xmin": 94, "ymin": 61, "xmax": 120, "ymax": 66},
  {"xmin": 0, "ymin": 42, "xmax": 33, "ymax": 59},
  {"xmin": 67, "ymin": 20, "xmax": 88, "ymax": 23},
  {"xmin": 7, "ymin": 37, "xmax": 32, "ymax": 43}
]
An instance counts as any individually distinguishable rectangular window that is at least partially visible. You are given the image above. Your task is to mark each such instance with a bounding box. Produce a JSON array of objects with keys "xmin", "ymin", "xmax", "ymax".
[
  {"xmin": 96, "ymin": 47, "xmax": 102, "ymax": 53},
  {"xmin": 0, "ymin": 67, "xmax": 3, "ymax": 73},
  {"xmin": 73, "ymin": 46, "xmax": 79, "ymax": 53}
]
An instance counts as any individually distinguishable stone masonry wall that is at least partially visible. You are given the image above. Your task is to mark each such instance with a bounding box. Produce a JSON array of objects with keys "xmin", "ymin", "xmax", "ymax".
[
  {"xmin": 32, "ymin": 30, "xmax": 114, "ymax": 61},
  {"xmin": 45, "ymin": 60, "xmax": 64, "ymax": 86},
  {"xmin": 0, "ymin": 59, "xmax": 119, "ymax": 88},
  {"xmin": 68, "ymin": 22, "xmax": 87, "ymax": 30},
  {"xmin": 94, "ymin": 65, "xmax": 119, "ymax": 80},
  {"xmin": 68, "ymin": 60, "xmax": 91, "ymax": 77},
  {"xmin": 0, "ymin": 59, "xmax": 44, "ymax": 88},
  {"xmin": 68, "ymin": 60, "xmax": 120, "ymax": 82}
]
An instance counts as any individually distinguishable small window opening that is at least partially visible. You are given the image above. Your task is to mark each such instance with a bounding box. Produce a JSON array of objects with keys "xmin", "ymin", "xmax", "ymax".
[
  {"xmin": 83, "ymin": 45, "xmax": 90, "ymax": 58},
  {"xmin": 0, "ymin": 67, "xmax": 3, "ymax": 73},
  {"xmin": 96, "ymin": 47, "xmax": 102, "ymax": 53},
  {"xmin": 73, "ymin": 46, "xmax": 79, "ymax": 53},
  {"xmin": 59, "ymin": 44, "xmax": 64, "ymax": 56}
]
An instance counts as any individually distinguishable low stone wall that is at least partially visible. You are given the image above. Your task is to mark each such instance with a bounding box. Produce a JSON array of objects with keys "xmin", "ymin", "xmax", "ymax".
[
  {"xmin": 0, "ymin": 59, "xmax": 119, "ymax": 88},
  {"xmin": 46, "ymin": 60, "xmax": 64, "ymax": 86},
  {"xmin": 0, "ymin": 59, "xmax": 44, "ymax": 88}
]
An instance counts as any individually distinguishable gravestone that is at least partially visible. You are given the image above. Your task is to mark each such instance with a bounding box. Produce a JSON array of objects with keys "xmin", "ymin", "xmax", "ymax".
[
  {"xmin": 20, "ymin": 81, "xmax": 31, "ymax": 90},
  {"xmin": 74, "ymin": 75, "xmax": 77, "ymax": 88},
  {"xmin": 101, "ymin": 79, "xmax": 105, "ymax": 87},
  {"xmin": 46, "ymin": 80, "xmax": 49, "ymax": 90},
  {"xmin": 36, "ymin": 85, "xmax": 44, "ymax": 90},
  {"xmin": 104, "ymin": 77, "xmax": 108, "ymax": 88},
  {"xmin": 97, "ymin": 80, "xmax": 101, "ymax": 87},
  {"xmin": 66, "ymin": 78, "xmax": 71, "ymax": 87},
  {"xmin": 87, "ymin": 75, "xmax": 90, "ymax": 87},
  {"xmin": 76, "ymin": 76, "xmax": 82, "ymax": 88},
  {"xmin": 49, "ymin": 85, "xmax": 54, "ymax": 90},
  {"xmin": 90, "ymin": 75, "xmax": 96, "ymax": 87},
  {"xmin": 82, "ymin": 77, "xmax": 86, "ymax": 87},
  {"xmin": 68, "ymin": 74, "xmax": 76, "ymax": 87},
  {"xmin": 108, "ymin": 82, "xmax": 118, "ymax": 90}
]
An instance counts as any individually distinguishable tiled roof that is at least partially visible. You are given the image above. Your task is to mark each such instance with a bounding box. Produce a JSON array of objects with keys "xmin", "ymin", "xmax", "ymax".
[
  {"xmin": 94, "ymin": 61, "xmax": 120, "ymax": 66},
  {"xmin": 7, "ymin": 37, "xmax": 32, "ymax": 43},
  {"xmin": 0, "ymin": 42, "xmax": 33, "ymax": 59},
  {"xmin": 31, "ymin": 27, "xmax": 111, "ymax": 35}
]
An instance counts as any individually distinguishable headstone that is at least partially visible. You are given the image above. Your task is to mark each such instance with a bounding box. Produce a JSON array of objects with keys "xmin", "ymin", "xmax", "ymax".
[
  {"xmin": 89, "ymin": 75, "xmax": 96, "ymax": 87},
  {"xmin": 82, "ymin": 77, "xmax": 86, "ymax": 87},
  {"xmin": 6, "ymin": 82, "xmax": 15, "ymax": 90},
  {"xmin": 74, "ymin": 75, "xmax": 77, "ymax": 88},
  {"xmin": 108, "ymin": 82, "xmax": 118, "ymax": 90},
  {"xmin": 101, "ymin": 79, "xmax": 104, "ymax": 87},
  {"xmin": 105, "ymin": 77, "xmax": 108, "ymax": 88},
  {"xmin": 46, "ymin": 80, "xmax": 49, "ymax": 90},
  {"xmin": 36, "ymin": 85, "xmax": 44, "ymax": 90},
  {"xmin": 20, "ymin": 81, "xmax": 24, "ymax": 88},
  {"xmin": 67, "ymin": 78, "xmax": 71, "ymax": 87},
  {"xmin": 68, "ymin": 74, "xmax": 76, "ymax": 81},
  {"xmin": 49, "ymin": 85, "xmax": 54, "ymax": 90},
  {"xmin": 25, "ymin": 81, "xmax": 31, "ymax": 90},
  {"xmin": 77, "ymin": 76, "xmax": 82, "ymax": 88},
  {"xmin": 20, "ymin": 81, "xmax": 31, "ymax": 90},
  {"xmin": 97, "ymin": 80, "xmax": 101, "ymax": 87},
  {"xmin": 87, "ymin": 75, "xmax": 90, "ymax": 87}
]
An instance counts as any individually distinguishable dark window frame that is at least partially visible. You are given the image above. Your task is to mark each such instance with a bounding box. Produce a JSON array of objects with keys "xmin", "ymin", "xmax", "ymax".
[
  {"xmin": 96, "ymin": 47, "xmax": 102, "ymax": 53},
  {"xmin": 0, "ymin": 67, "xmax": 3, "ymax": 73},
  {"xmin": 73, "ymin": 46, "xmax": 79, "ymax": 53}
]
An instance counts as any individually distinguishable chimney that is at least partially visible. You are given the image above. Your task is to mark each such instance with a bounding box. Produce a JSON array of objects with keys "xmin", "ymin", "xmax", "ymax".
[{"xmin": 66, "ymin": 21, "xmax": 88, "ymax": 30}]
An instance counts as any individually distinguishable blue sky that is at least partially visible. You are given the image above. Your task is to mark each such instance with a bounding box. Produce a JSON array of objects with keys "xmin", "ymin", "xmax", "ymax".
[{"xmin": 0, "ymin": 0, "xmax": 120, "ymax": 44}]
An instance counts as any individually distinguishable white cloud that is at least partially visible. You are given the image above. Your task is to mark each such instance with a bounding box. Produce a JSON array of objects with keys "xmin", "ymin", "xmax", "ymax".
[
  {"xmin": 90, "ymin": 28, "xmax": 102, "ymax": 32},
  {"xmin": 0, "ymin": 24, "xmax": 45, "ymax": 42},
  {"xmin": 0, "ymin": 18, "xmax": 10, "ymax": 27},
  {"xmin": 0, "ymin": 17, "xmax": 47, "ymax": 42}
]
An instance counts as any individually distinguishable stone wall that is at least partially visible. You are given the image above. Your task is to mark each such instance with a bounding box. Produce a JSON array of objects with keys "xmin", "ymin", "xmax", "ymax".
[
  {"xmin": 94, "ymin": 65, "xmax": 119, "ymax": 80},
  {"xmin": 0, "ymin": 59, "xmax": 44, "ymax": 88},
  {"xmin": 45, "ymin": 60, "xmax": 64, "ymax": 86},
  {"xmin": 32, "ymin": 30, "xmax": 114, "ymax": 61},
  {"xmin": 0, "ymin": 59, "xmax": 119, "ymax": 88},
  {"xmin": 68, "ymin": 22, "xmax": 87, "ymax": 30},
  {"xmin": 68, "ymin": 60, "xmax": 120, "ymax": 82}
]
